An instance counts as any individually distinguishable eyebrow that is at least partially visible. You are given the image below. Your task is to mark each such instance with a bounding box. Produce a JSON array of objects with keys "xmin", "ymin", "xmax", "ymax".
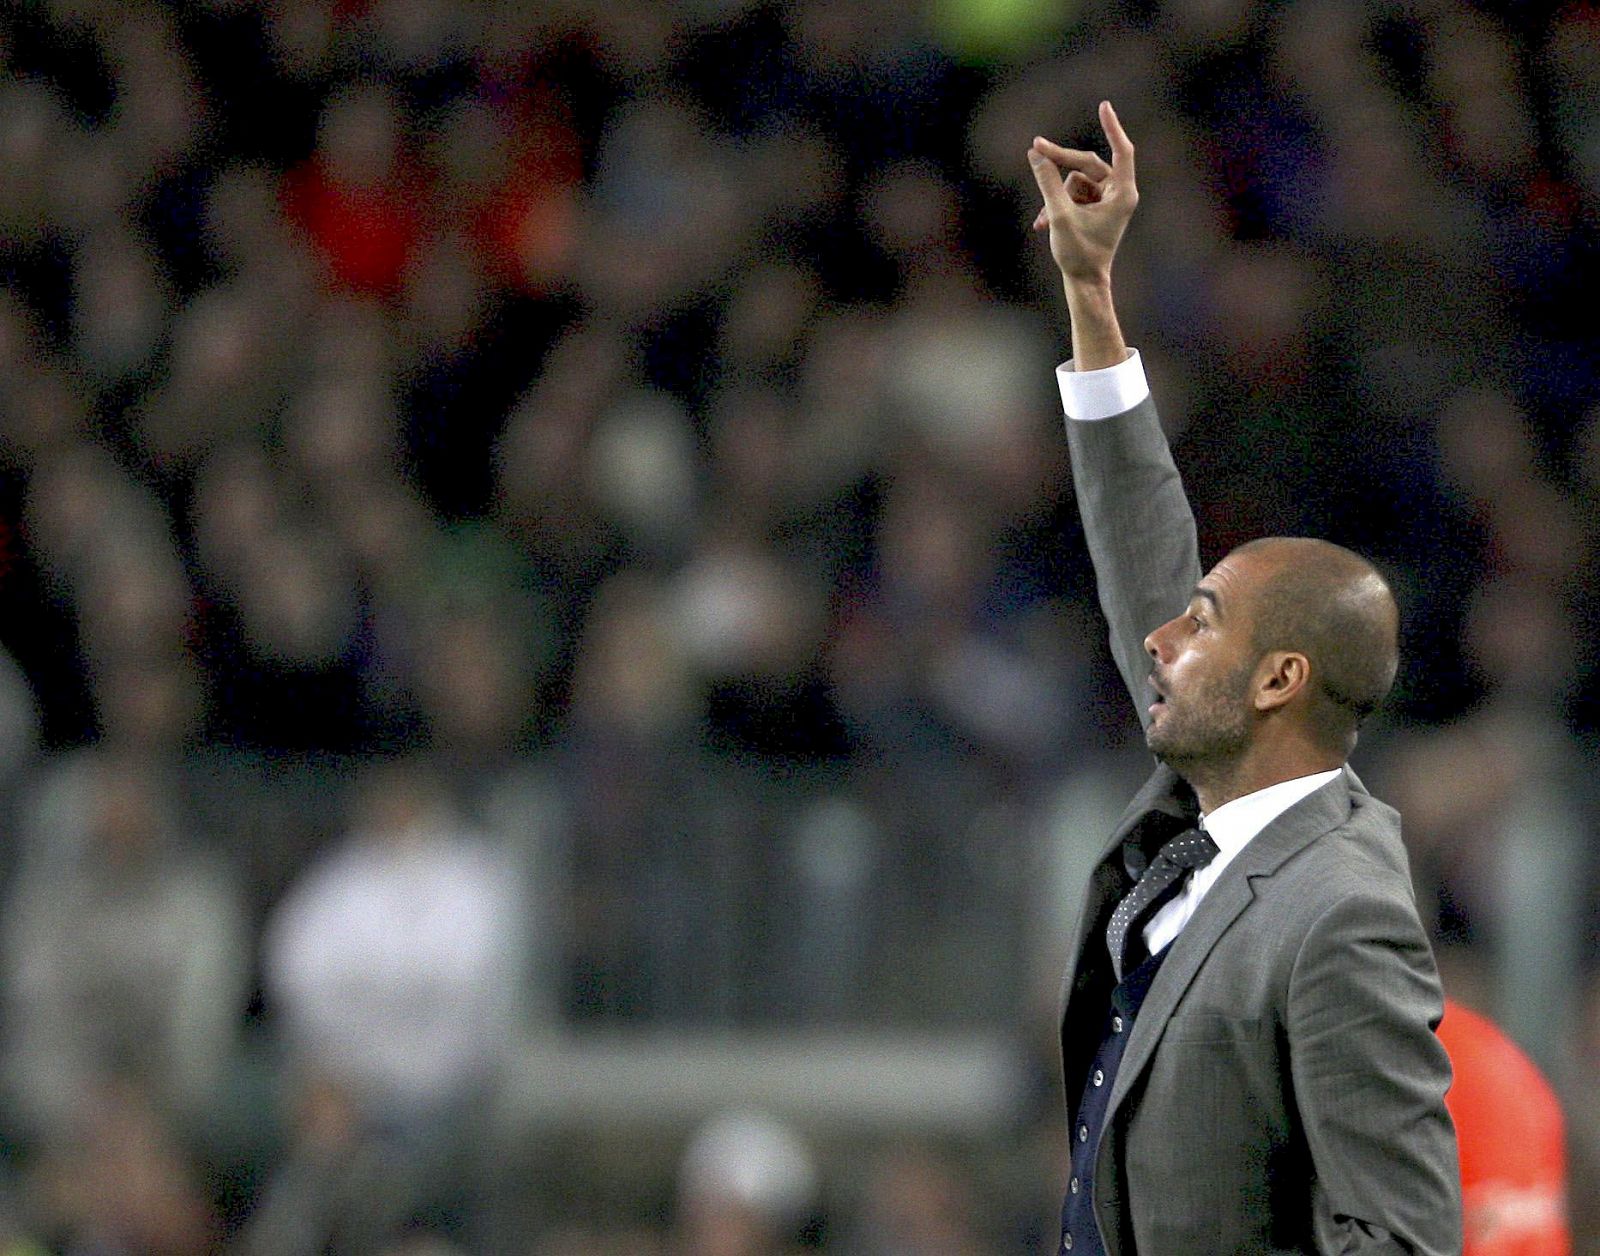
[{"xmin": 1190, "ymin": 586, "xmax": 1222, "ymax": 617}]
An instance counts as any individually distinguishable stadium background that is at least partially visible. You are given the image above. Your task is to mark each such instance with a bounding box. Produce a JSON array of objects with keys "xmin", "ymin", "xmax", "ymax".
[{"xmin": 0, "ymin": 0, "xmax": 1595, "ymax": 1249}]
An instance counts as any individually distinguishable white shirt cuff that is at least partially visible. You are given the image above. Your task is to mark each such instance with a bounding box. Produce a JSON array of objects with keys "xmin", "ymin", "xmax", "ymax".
[{"xmin": 1055, "ymin": 348, "xmax": 1150, "ymax": 422}]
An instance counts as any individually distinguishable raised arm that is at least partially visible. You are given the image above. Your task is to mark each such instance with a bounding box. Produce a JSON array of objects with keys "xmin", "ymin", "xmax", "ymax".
[{"xmin": 1029, "ymin": 103, "xmax": 1200, "ymax": 730}]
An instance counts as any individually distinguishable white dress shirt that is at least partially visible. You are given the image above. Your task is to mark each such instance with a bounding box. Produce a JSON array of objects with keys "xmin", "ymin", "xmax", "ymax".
[
  {"xmin": 1141, "ymin": 769, "xmax": 1342, "ymax": 955},
  {"xmin": 1057, "ymin": 352, "xmax": 1343, "ymax": 953}
]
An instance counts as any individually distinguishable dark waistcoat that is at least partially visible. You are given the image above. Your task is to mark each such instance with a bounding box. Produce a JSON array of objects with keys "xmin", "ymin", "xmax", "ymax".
[{"xmin": 1057, "ymin": 942, "xmax": 1172, "ymax": 1255}]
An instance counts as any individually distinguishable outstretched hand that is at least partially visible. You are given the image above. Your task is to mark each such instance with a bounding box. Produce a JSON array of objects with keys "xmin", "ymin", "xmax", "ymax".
[{"xmin": 1028, "ymin": 100, "xmax": 1138, "ymax": 286}]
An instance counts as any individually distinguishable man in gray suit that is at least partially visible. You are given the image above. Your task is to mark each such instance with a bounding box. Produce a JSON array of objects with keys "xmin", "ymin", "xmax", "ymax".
[{"xmin": 1026, "ymin": 102, "xmax": 1462, "ymax": 1254}]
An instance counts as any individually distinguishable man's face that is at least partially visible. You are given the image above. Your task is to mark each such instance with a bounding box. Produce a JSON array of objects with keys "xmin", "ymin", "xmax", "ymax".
[{"xmin": 1142, "ymin": 553, "xmax": 1266, "ymax": 770}]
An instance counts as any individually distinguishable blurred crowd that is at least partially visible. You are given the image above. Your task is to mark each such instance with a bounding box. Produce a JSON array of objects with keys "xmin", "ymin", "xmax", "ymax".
[{"xmin": 0, "ymin": 0, "xmax": 1596, "ymax": 1249}]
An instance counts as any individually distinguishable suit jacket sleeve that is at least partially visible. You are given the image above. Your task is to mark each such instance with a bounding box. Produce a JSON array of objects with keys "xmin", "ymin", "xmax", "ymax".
[
  {"xmin": 1292, "ymin": 887, "xmax": 1463, "ymax": 1254},
  {"xmin": 1064, "ymin": 396, "xmax": 1201, "ymax": 729}
]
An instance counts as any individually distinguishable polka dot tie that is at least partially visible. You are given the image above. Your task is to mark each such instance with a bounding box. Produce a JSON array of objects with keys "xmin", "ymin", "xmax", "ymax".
[{"xmin": 1105, "ymin": 827, "xmax": 1220, "ymax": 982}]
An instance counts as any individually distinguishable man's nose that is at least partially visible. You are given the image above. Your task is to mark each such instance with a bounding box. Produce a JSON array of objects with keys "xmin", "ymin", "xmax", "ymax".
[{"xmin": 1145, "ymin": 618, "xmax": 1173, "ymax": 661}]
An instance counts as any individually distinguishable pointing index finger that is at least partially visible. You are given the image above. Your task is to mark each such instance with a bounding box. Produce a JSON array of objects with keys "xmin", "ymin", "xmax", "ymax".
[{"xmin": 1099, "ymin": 100, "xmax": 1136, "ymax": 181}]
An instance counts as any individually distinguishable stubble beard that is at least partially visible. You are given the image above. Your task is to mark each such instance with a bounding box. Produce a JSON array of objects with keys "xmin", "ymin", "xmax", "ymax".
[{"xmin": 1146, "ymin": 660, "xmax": 1254, "ymax": 786}]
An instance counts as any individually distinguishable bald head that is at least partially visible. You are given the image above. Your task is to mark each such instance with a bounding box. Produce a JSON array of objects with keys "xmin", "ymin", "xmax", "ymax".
[{"xmin": 1231, "ymin": 537, "xmax": 1400, "ymax": 753}]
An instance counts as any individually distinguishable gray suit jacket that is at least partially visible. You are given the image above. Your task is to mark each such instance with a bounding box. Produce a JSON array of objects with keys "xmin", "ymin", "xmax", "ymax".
[{"xmin": 1061, "ymin": 396, "xmax": 1462, "ymax": 1254}]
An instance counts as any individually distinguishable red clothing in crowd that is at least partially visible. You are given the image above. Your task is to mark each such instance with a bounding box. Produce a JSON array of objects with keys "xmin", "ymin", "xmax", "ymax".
[
  {"xmin": 1438, "ymin": 999, "xmax": 1569, "ymax": 1255},
  {"xmin": 282, "ymin": 158, "xmax": 422, "ymax": 298}
]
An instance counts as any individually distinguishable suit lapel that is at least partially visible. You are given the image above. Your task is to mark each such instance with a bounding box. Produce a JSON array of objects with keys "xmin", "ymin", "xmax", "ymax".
[
  {"xmin": 1103, "ymin": 770, "xmax": 1356, "ymax": 1119},
  {"xmin": 1059, "ymin": 764, "xmax": 1192, "ymax": 1021}
]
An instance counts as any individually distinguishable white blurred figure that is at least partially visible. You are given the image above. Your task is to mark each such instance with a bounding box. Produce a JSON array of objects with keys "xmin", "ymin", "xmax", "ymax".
[
  {"xmin": 674, "ymin": 1110, "xmax": 817, "ymax": 1256},
  {"xmin": 264, "ymin": 761, "xmax": 528, "ymax": 1128},
  {"xmin": 258, "ymin": 761, "xmax": 528, "ymax": 1246}
]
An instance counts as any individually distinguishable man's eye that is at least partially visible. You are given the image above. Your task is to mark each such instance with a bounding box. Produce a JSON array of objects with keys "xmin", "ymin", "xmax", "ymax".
[{"xmin": 1189, "ymin": 615, "xmax": 1205, "ymax": 629}]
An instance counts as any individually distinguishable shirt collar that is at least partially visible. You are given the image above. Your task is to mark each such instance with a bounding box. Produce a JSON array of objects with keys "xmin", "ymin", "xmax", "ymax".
[{"xmin": 1200, "ymin": 768, "xmax": 1343, "ymax": 859}]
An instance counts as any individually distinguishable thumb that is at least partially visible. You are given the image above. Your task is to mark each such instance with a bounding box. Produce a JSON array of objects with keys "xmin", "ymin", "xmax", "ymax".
[{"xmin": 1027, "ymin": 146, "xmax": 1068, "ymax": 215}]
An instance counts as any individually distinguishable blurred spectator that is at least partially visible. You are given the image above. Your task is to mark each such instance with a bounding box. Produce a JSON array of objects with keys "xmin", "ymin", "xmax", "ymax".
[
  {"xmin": 840, "ymin": 1143, "xmax": 987, "ymax": 1256},
  {"xmin": 560, "ymin": 572, "xmax": 735, "ymax": 1021},
  {"xmin": 581, "ymin": 92, "xmax": 747, "ymax": 321},
  {"xmin": 0, "ymin": 81, "xmax": 66, "ymax": 248},
  {"xmin": 190, "ymin": 436, "xmax": 385, "ymax": 752},
  {"xmin": 263, "ymin": 760, "xmax": 528, "ymax": 1122},
  {"xmin": 260, "ymin": 759, "xmax": 529, "ymax": 1241},
  {"xmin": 69, "ymin": 227, "xmax": 166, "ymax": 387},
  {"xmin": 425, "ymin": 91, "xmax": 581, "ymax": 294},
  {"xmin": 780, "ymin": 792, "xmax": 879, "ymax": 1023},
  {"xmin": 237, "ymin": 1073, "xmax": 428, "ymax": 1256},
  {"xmin": 23, "ymin": 442, "xmax": 191, "ymax": 676},
  {"xmin": 283, "ymin": 83, "xmax": 421, "ymax": 298},
  {"xmin": 135, "ymin": 279, "xmax": 301, "ymax": 470},
  {"xmin": 1381, "ymin": 589, "xmax": 1589, "ymax": 1075},
  {"xmin": 493, "ymin": 320, "xmax": 632, "ymax": 591},
  {"xmin": 0, "ymin": 752, "xmax": 245, "ymax": 1138},
  {"xmin": 673, "ymin": 1110, "xmax": 817, "ymax": 1256},
  {"xmin": 25, "ymin": 1078, "xmax": 215, "ymax": 1256}
]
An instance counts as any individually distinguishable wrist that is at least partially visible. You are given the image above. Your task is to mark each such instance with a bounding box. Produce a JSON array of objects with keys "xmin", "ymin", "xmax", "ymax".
[
  {"xmin": 1062, "ymin": 272, "xmax": 1114, "ymax": 305},
  {"xmin": 1062, "ymin": 274, "xmax": 1126, "ymax": 373}
]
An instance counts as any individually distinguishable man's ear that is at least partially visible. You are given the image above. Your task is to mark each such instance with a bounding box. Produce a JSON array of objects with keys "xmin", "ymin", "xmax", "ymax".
[{"xmin": 1254, "ymin": 651, "xmax": 1311, "ymax": 713}]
